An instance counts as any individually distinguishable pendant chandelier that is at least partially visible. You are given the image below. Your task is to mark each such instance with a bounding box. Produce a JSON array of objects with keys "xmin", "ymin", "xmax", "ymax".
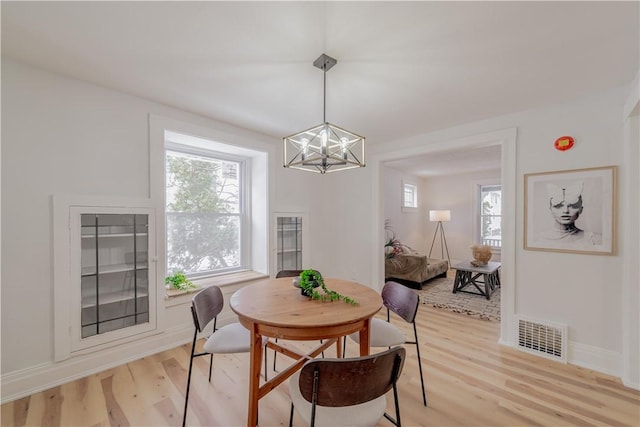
[{"xmin": 283, "ymin": 53, "xmax": 365, "ymax": 174}]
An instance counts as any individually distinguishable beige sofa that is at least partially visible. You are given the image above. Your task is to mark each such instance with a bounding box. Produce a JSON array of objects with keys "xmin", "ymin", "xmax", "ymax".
[{"xmin": 385, "ymin": 252, "xmax": 449, "ymax": 289}]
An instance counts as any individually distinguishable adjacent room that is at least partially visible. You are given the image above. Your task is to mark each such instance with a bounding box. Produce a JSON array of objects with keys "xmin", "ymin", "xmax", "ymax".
[{"xmin": 1, "ymin": 2, "xmax": 639, "ymax": 426}]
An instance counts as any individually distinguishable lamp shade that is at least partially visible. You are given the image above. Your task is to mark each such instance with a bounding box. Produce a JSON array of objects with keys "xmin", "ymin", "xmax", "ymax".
[{"xmin": 429, "ymin": 210, "xmax": 451, "ymax": 222}]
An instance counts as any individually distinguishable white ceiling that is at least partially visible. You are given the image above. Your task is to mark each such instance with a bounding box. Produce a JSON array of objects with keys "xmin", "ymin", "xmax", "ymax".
[
  {"xmin": 383, "ymin": 144, "xmax": 503, "ymax": 177},
  {"xmin": 2, "ymin": 2, "xmax": 638, "ymax": 176}
]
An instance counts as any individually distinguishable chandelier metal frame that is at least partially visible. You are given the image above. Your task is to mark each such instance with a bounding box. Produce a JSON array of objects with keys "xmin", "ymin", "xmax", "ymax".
[{"xmin": 283, "ymin": 53, "xmax": 365, "ymax": 174}]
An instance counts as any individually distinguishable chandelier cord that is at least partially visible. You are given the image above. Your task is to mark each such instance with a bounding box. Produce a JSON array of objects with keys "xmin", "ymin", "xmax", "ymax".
[{"xmin": 323, "ymin": 66, "xmax": 327, "ymax": 123}]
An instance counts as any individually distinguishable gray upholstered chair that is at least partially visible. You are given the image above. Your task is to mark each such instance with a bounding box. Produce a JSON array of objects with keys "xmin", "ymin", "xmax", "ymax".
[
  {"xmin": 289, "ymin": 346, "xmax": 406, "ymax": 427},
  {"xmin": 183, "ymin": 285, "xmax": 268, "ymax": 427},
  {"xmin": 345, "ymin": 280, "xmax": 427, "ymax": 406}
]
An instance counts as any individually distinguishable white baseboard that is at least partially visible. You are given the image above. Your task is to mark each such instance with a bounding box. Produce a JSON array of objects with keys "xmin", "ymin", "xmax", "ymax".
[
  {"xmin": 623, "ymin": 378, "xmax": 640, "ymax": 390},
  {"xmin": 1, "ymin": 325, "xmax": 192, "ymax": 404},
  {"xmin": 568, "ymin": 340, "xmax": 621, "ymax": 377},
  {"xmin": 500, "ymin": 337, "xmax": 627, "ymax": 385}
]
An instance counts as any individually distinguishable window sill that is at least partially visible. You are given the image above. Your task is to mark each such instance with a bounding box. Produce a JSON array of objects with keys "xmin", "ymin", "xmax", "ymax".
[{"xmin": 164, "ymin": 270, "xmax": 269, "ymax": 307}]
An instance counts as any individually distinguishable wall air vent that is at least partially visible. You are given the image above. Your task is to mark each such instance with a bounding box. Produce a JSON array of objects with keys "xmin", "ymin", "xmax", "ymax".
[{"xmin": 516, "ymin": 316, "xmax": 567, "ymax": 363}]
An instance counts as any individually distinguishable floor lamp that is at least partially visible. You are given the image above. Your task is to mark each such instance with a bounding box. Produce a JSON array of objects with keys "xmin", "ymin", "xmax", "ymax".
[{"xmin": 428, "ymin": 210, "xmax": 451, "ymax": 267}]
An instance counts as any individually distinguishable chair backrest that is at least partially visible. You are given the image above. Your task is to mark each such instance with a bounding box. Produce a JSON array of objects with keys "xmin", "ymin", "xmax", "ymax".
[
  {"xmin": 298, "ymin": 346, "xmax": 406, "ymax": 407},
  {"xmin": 275, "ymin": 269, "xmax": 303, "ymax": 278},
  {"xmin": 191, "ymin": 286, "xmax": 224, "ymax": 333},
  {"xmin": 382, "ymin": 281, "xmax": 419, "ymax": 324}
]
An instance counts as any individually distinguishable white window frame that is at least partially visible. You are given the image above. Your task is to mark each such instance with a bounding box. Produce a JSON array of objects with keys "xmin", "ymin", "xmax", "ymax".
[
  {"xmin": 476, "ymin": 183, "xmax": 502, "ymax": 250},
  {"xmin": 165, "ymin": 141, "xmax": 250, "ymax": 278},
  {"xmin": 402, "ymin": 181, "xmax": 418, "ymax": 212},
  {"xmin": 149, "ymin": 115, "xmax": 271, "ymax": 301}
]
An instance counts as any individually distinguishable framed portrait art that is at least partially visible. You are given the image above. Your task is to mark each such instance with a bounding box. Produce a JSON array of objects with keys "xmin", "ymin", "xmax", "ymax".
[{"xmin": 524, "ymin": 166, "xmax": 616, "ymax": 255}]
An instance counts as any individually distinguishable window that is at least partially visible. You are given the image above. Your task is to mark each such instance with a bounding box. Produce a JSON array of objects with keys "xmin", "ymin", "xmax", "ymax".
[
  {"xmin": 403, "ymin": 183, "xmax": 418, "ymax": 209},
  {"xmin": 479, "ymin": 185, "xmax": 502, "ymax": 248},
  {"xmin": 165, "ymin": 144, "xmax": 247, "ymax": 278}
]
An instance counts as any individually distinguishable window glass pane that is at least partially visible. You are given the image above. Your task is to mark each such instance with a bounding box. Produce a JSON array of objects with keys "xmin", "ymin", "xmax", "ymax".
[
  {"xmin": 403, "ymin": 184, "xmax": 417, "ymax": 208},
  {"xmin": 480, "ymin": 185, "xmax": 502, "ymax": 248},
  {"xmin": 166, "ymin": 149, "xmax": 242, "ymax": 276}
]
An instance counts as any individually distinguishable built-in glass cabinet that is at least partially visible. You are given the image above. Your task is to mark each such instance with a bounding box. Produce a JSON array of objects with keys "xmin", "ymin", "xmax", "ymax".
[
  {"xmin": 80, "ymin": 213, "xmax": 150, "ymax": 338},
  {"xmin": 275, "ymin": 213, "xmax": 306, "ymax": 272}
]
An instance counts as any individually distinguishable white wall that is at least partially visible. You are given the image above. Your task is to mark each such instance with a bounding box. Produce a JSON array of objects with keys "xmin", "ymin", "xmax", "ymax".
[
  {"xmin": 622, "ymin": 71, "xmax": 639, "ymax": 389},
  {"xmin": 0, "ymin": 59, "xmax": 317, "ymax": 400},
  {"xmin": 382, "ymin": 166, "xmax": 424, "ymax": 252},
  {"xmin": 422, "ymin": 169, "xmax": 501, "ymax": 263},
  {"xmin": 347, "ymin": 85, "xmax": 635, "ymax": 382}
]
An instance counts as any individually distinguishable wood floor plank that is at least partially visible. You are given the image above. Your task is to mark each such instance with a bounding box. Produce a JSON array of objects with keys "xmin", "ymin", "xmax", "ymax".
[
  {"xmin": 2, "ymin": 304, "xmax": 638, "ymax": 427},
  {"xmin": 100, "ymin": 376, "xmax": 129, "ymax": 427},
  {"xmin": 40, "ymin": 386, "xmax": 63, "ymax": 427}
]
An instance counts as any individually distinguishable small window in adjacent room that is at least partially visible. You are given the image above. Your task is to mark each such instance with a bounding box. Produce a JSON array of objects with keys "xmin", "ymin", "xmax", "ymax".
[
  {"xmin": 479, "ymin": 184, "xmax": 502, "ymax": 249},
  {"xmin": 402, "ymin": 182, "xmax": 418, "ymax": 211}
]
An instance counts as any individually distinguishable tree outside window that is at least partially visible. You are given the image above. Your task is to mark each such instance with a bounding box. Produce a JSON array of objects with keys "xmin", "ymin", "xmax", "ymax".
[{"xmin": 165, "ymin": 149, "xmax": 243, "ymax": 277}]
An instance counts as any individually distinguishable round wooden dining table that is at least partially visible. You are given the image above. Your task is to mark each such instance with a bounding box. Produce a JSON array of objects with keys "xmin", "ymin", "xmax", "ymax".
[{"xmin": 230, "ymin": 277, "xmax": 383, "ymax": 427}]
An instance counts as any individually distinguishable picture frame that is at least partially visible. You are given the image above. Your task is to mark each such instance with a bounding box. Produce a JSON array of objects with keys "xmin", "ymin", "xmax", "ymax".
[{"xmin": 524, "ymin": 166, "xmax": 616, "ymax": 255}]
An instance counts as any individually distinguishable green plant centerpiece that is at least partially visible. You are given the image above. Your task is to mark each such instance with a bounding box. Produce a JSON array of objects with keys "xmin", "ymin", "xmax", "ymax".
[
  {"xmin": 298, "ymin": 269, "xmax": 357, "ymax": 305},
  {"xmin": 165, "ymin": 271, "xmax": 197, "ymax": 291}
]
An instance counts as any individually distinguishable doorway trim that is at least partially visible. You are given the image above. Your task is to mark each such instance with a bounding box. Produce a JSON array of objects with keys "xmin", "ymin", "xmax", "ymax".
[{"xmin": 370, "ymin": 127, "xmax": 517, "ymax": 346}]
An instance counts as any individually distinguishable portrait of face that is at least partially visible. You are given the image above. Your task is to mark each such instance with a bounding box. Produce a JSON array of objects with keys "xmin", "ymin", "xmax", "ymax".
[
  {"xmin": 525, "ymin": 166, "xmax": 615, "ymax": 255},
  {"xmin": 549, "ymin": 196, "xmax": 583, "ymax": 226}
]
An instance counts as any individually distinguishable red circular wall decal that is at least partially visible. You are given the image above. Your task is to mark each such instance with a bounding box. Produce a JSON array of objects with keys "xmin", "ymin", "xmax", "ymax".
[{"xmin": 554, "ymin": 136, "xmax": 574, "ymax": 151}]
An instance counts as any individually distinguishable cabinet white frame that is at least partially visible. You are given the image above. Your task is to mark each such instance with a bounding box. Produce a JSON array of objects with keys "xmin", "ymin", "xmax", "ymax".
[{"xmin": 53, "ymin": 196, "xmax": 158, "ymax": 361}]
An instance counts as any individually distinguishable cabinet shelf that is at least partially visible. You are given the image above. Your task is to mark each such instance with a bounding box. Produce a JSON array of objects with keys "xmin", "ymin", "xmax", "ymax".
[
  {"xmin": 82, "ymin": 288, "xmax": 149, "ymax": 309},
  {"xmin": 81, "ymin": 263, "xmax": 148, "ymax": 276}
]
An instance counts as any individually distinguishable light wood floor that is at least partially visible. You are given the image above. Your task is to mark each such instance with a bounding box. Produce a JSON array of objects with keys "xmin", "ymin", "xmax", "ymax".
[{"xmin": 2, "ymin": 305, "xmax": 639, "ymax": 427}]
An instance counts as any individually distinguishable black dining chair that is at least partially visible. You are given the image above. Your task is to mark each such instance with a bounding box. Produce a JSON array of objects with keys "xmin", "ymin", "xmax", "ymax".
[
  {"xmin": 345, "ymin": 280, "xmax": 427, "ymax": 406},
  {"xmin": 183, "ymin": 285, "xmax": 268, "ymax": 427},
  {"xmin": 289, "ymin": 346, "xmax": 406, "ymax": 427}
]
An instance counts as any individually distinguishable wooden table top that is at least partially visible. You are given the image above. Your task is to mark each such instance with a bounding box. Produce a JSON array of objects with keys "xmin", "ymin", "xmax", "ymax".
[{"xmin": 230, "ymin": 277, "xmax": 382, "ymax": 330}]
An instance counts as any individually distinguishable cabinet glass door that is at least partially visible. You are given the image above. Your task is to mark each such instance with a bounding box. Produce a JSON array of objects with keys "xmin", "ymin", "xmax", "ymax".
[
  {"xmin": 276, "ymin": 216, "xmax": 303, "ymax": 271},
  {"xmin": 80, "ymin": 213, "xmax": 149, "ymax": 338}
]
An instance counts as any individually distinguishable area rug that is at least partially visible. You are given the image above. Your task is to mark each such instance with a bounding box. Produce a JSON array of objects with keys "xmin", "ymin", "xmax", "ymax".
[{"xmin": 417, "ymin": 276, "xmax": 501, "ymax": 321}]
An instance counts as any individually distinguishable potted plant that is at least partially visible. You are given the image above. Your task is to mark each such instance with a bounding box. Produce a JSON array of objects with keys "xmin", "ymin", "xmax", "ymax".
[
  {"xmin": 165, "ymin": 271, "xmax": 197, "ymax": 291},
  {"xmin": 298, "ymin": 269, "xmax": 358, "ymax": 305}
]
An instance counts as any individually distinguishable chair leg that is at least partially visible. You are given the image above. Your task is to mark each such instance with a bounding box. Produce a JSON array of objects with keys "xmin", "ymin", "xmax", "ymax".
[
  {"xmin": 383, "ymin": 381, "xmax": 402, "ymax": 427},
  {"xmin": 273, "ymin": 338, "xmax": 278, "ymax": 371},
  {"xmin": 412, "ymin": 321, "xmax": 427, "ymax": 406},
  {"xmin": 208, "ymin": 353, "xmax": 213, "ymax": 382},
  {"xmin": 183, "ymin": 333, "xmax": 198, "ymax": 427},
  {"xmin": 342, "ymin": 336, "xmax": 346, "ymax": 358},
  {"xmin": 288, "ymin": 403, "xmax": 294, "ymax": 427},
  {"xmin": 393, "ymin": 380, "xmax": 402, "ymax": 427}
]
